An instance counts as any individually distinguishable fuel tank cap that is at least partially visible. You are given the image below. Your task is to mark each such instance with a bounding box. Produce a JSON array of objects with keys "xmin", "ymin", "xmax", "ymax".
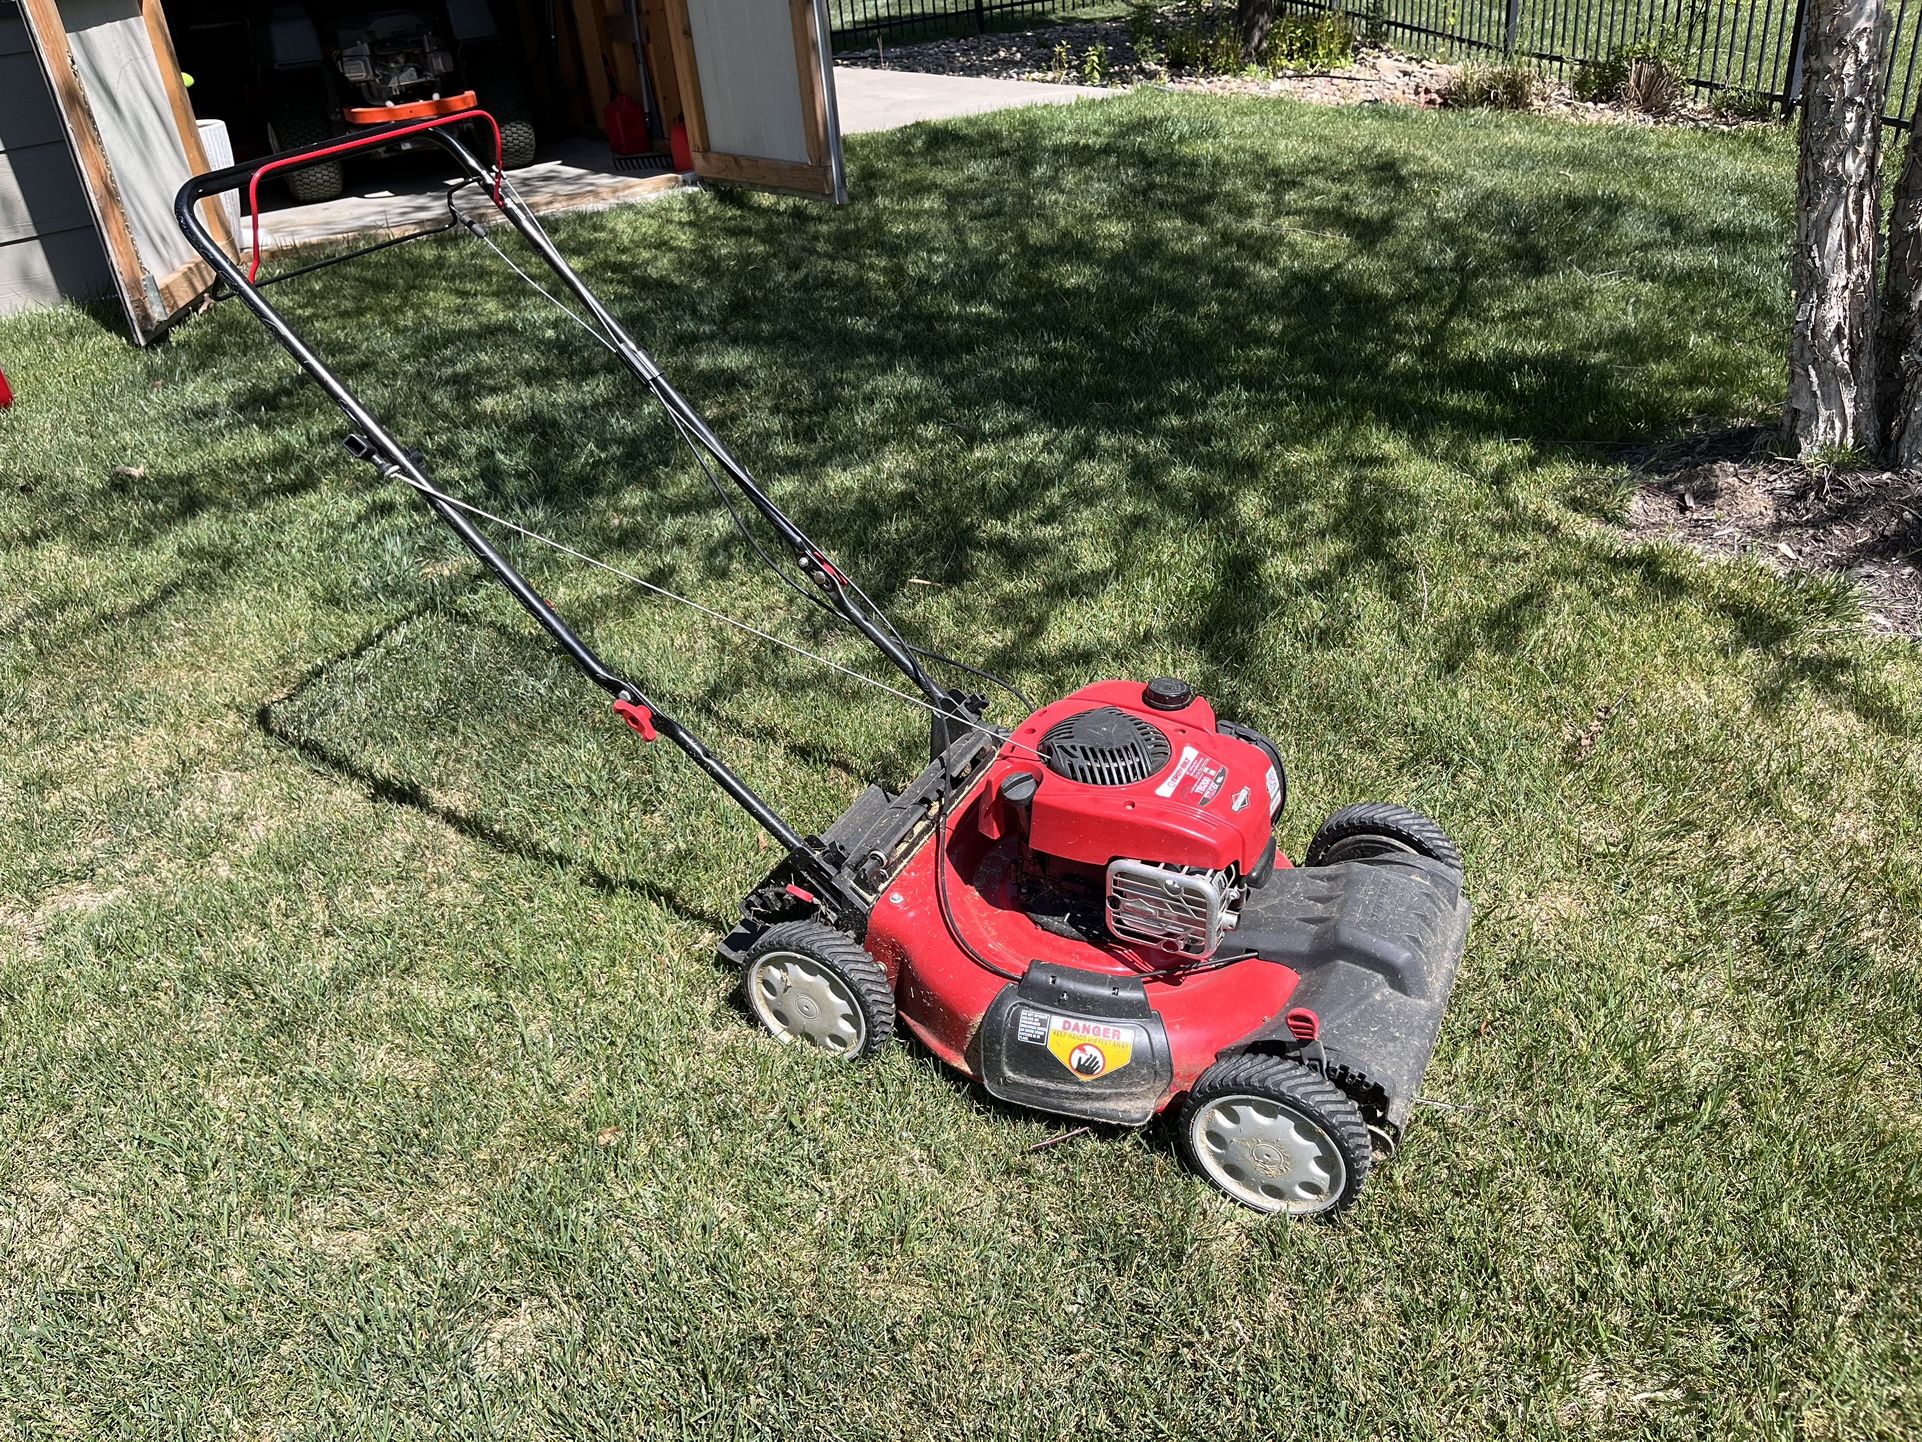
[{"xmin": 1142, "ymin": 677, "xmax": 1194, "ymax": 711}]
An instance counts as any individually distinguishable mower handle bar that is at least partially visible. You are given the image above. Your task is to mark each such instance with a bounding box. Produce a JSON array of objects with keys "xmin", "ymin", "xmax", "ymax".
[
  {"xmin": 177, "ymin": 108, "xmax": 503, "ymax": 285},
  {"xmin": 175, "ymin": 119, "xmax": 950, "ymax": 718},
  {"xmin": 176, "ymin": 108, "xmax": 502, "ymax": 206},
  {"xmin": 172, "ymin": 121, "xmax": 966, "ymax": 920}
]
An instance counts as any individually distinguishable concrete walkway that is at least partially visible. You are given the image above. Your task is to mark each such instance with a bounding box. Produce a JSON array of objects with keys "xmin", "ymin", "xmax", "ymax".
[{"xmin": 832, "ymin": 65, "xmax": 1109, "ymax": 134}]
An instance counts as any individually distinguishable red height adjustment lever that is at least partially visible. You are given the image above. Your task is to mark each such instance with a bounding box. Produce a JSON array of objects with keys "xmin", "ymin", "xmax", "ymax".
[{"xmin": 613, "ymin": 697, "xmax": 656, "ymax": 742}]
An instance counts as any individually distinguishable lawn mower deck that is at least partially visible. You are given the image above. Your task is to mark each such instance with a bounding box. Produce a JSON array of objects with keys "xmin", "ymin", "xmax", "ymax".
[
  {"xmin": 176, "ymin": 112, "xmax": 1471, "ymax": 1219},
  {"xmin": 723, "ymin": 679, "xmax": 1470, "ymax": 1214}
]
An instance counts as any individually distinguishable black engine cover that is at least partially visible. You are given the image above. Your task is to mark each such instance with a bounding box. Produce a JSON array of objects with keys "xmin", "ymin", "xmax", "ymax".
[{"xmin": 977, "ymin": 962, "xmax": 1174, "ymax": 1126}]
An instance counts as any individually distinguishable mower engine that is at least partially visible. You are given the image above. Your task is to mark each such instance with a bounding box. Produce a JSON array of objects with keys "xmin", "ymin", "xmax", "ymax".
[
  {"xmin": 335, "ymin": 13, "xmax": 456, "ymax": 107},
  {"xmin": 998, "ymin": 678, "xmax": 1283, "ymax": 962}
]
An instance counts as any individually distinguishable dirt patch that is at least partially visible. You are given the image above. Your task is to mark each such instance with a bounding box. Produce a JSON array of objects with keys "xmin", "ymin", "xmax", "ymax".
[{"xmin": 1627, "ymin": 427, "xmax": 1922, "ymax": 637}]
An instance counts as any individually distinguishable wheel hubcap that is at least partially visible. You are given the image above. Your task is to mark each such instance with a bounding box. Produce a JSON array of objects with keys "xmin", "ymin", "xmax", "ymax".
[
  {"xmin": 746, "ymin": 951, "xmax": 865, "ymax": 1055},
  {"xmin": 1190, "ymin": 1093, "xmax": 1348, "ymax": 1215}
]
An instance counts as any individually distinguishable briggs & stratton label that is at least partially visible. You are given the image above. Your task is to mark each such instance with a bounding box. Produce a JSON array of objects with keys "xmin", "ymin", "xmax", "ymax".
[{"xmin": 1154, "ymin": 745, "xmax": 1228, "ymax": 806}]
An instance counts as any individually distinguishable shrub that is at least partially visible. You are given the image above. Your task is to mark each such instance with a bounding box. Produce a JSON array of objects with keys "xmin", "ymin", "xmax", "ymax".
[
  {"xmin": 1081, "ymin": 42, "xmax": 1110, "ymax": 84},
  {"xmin": 1574, "ymin": 27, "xmax": 1688, "ymax": 106},
  {"xmin": 1265, "ymin": 12, "xmax": 1357, "ymax": 71},
  {"xmin": 1126, "ymin": 2, "xmax": 1165, "ymax": 69},
  {"xmin": 1442, "ymin": 60, "xmax": 1540, "ymax": 110},
  {"xmin": 1150, "ymin": 2, "xmax": 1355, "ymax": 77},
  {"xmin": 1710, "ymin": 86, "xmax": 1776, "ymax": 121},
  {"xmin": 1623, "ymin": 55, "xmax": 1682, "ymax": 114}
]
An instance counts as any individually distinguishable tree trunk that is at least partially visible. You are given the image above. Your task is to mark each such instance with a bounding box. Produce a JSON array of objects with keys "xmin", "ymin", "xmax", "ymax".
[
  {"xmin": 1878, "ymin": 104, "xmax": 1922, "ymax": 464},
  {"xmin": 1239, "ymin": 0, "xmax": 1275, "ymax": 66},
  {"xmin": 1786, "ymin": 0, "xmax": 1890, "ymax": 457}
]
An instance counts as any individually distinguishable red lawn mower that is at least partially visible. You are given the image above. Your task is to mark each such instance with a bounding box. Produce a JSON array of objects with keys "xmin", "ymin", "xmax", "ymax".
[{"xmin": 176, "ymin": 111, "xmax": 1471, "ymax": 1217}]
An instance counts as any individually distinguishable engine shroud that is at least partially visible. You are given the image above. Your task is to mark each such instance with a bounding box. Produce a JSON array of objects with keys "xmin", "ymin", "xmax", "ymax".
[{"xmin": 981, "ymin": 682, "xmax": 1282, "ymax": 879}]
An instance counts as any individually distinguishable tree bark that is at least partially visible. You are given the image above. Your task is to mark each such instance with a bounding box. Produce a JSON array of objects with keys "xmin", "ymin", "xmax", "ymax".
[
  {"xmin": 1786, "ymin": 0, "xmax": 1890, "ymax": 457},
  {"xmin": 1878, "ymin": 102, "xmax": 1922, "ymax": 464},
  {"xmin": 1239, "ymin": 0, "xmax": 1275, "ymax": 66}
]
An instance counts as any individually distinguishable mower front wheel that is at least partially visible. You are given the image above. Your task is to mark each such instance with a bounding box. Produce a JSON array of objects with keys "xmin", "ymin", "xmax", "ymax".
[
  {"xmin": 1302, "ymin": 801, "xmax": 1462, "ymax": 874},
  {"xmin": 742, "ymin": 920, "xmax": 894, "ymax": 1059},
  {"xmin": 1179, "ymin": 1054, "xmax": 1370, "ymax": 1216}
]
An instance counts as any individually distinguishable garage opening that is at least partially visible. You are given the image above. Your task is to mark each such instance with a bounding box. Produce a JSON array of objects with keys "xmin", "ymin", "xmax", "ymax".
[
  {"xmin": 165, "ymin": 0, "xmax": 687, "ymax": 249},
  {"xmin": 12, "ymin": 0, "xmax": 843, "ymax": 337}
]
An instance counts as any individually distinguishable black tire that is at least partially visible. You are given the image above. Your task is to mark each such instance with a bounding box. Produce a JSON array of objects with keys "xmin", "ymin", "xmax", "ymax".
[
  {"xmin": 266, "ymin": 93, "xmax": 343, "ymax": 203},
  {"xmin": 1179, "ymin": 1053, "xmax": 1370, "ymax": 1216},
  {"xmin": 741, "ymin": 920, "xmax": 895, "ymax": 1059},
  {"xmin": 1217, "ymin": 719, "xmax": 1286, "ymax": 818},
  {"xmin": 465, "ymin": 53, "xmax": 537, "ymax": 168},
  {"xmin": 1302, "ymin": 801, "xmax": 1462, "ymax": 873}
]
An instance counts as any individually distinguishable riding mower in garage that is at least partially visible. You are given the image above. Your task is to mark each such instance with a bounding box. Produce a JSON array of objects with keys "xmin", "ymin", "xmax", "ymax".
[{"xmin": 260, "ymin": 0, "xmax": 535, "ymax": 201}]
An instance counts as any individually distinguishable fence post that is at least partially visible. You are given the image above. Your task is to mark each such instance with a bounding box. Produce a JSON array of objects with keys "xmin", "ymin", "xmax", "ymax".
[
  {"xmin": 1503, "ymin": 0, "xmax": 1521, "ymax": 52},
  {"xmin": 1783, "ymin": 0, "xmax": 1812, "ymax": 117},
  {"xmin": 974, "ymin": 0, "xmax": 985, "ymax": 31}
]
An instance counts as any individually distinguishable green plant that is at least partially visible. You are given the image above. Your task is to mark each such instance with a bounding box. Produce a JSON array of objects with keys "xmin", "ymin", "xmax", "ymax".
[
  {"xmin": 1575, "ymin": 27, "xmax": 1689, "ymax": 105},
  {"xmin": 1710, "ymin": 85, "xmax": 1777, "ymax": 121},
  {"xmin": 1158, "ymin": 0, "xmax": 1242, "ymax": 74},
  {"xmin": 1442, "ymin": 59, "xmax": 1540, "ymax": 109},
  {"xmin": 1081, "ymin": 41, "xmax": 1109, "ymax": 85},
  {"xmin": 1049, "ymin": 37, "xmax": 1074, "ymax": 81},
  {"xmin": 1264, "ymin": 12, "xmax": 1356, "ymax": 72},
  {"xmin": 1126, "ymin": 1, "xmax": 1165, "ymax": 69}
]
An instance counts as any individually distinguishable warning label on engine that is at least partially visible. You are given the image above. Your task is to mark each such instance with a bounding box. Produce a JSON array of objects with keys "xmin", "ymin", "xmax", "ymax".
[{"xmin": 1153, "ymin": 745, "xmax": 1228, "ymax": 806}]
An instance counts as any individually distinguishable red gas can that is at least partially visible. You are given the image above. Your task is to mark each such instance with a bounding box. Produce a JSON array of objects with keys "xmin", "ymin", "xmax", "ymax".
[
  {"xmin": 669, "ymin": 118, "xmax": 692, "ymax": 173},
  {"xmin": 604, "ymin": 94, "xmax": 650, "ymax": 157}
]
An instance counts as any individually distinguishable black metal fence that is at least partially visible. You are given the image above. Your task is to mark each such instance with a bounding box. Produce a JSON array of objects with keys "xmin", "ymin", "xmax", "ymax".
[
  {"xmin": 828, "ymin": 0, "xmax": 1106, "ymax": 45},
  {"xmin": 829, "ymin": 0, "xmax": 1922, "ymax": 129},
  {"xmin": 1306, "ymin": 0, "xmax": 1922, "ymax": 126}
]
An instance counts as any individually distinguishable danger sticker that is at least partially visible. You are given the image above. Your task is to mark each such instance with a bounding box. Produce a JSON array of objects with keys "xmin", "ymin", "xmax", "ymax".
[
  {"xmin": 1153, "ymin": 745, "xmax": 1228, "ymax": 806},
  {"xmin": 1264, "ymin": 765, "xmax": 1282, "ymax": 815},
  {"xmin": 1044, "ymin": 1015, "xmax": 1135, "ymax": 1080}
]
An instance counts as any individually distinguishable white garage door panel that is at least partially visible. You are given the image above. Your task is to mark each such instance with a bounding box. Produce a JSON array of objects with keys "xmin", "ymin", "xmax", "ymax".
[{"xmin": 686, "ymin": 0, "xmax": 809, "ymax": 163}]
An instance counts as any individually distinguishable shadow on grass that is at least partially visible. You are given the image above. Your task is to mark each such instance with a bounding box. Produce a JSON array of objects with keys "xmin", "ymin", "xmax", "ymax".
[{"xmin": 152, "ymin": 92, "xmax": 1834, "ymax": 893}]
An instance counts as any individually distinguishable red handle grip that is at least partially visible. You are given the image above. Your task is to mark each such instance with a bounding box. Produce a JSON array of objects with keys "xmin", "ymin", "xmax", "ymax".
[{"xmin": 246, "ymin": 108, "xmax": 505, "ymax": 285}]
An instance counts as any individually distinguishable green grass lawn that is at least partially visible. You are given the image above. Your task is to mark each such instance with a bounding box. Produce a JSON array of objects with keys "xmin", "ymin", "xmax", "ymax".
[{"xmin": 3, "ymin": 92, "xmax": 1919, "ymax": 1437}]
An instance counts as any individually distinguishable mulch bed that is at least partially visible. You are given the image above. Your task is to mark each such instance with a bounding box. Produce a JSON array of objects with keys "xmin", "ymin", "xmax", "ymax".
[
  {"xmin": 839, "ymin": 28, "xmax": 1776, "ymax": 129},
  {"xmin": 1627, "ymin": 427, "xmax": 1922, "ymax": 638}
]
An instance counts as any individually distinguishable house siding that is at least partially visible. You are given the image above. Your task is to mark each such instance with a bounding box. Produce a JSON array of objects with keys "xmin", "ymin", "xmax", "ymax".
[{"xmin": 0, "ymin": 0, "xmax": 112, "ymax": 316}]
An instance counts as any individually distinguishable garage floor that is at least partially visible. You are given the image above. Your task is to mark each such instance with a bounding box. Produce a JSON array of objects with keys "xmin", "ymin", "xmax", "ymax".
[{"xmin": 253, "ymin": 136, "xmax": 682, "ymax": 255}]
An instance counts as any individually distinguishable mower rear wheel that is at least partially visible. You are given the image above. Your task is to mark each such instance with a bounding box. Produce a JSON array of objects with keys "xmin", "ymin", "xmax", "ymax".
[
  {"xmin": 1302, "ymin": 801, "xmax": 1462, "ymax": 874},
  {"xmin": 1180, "ymin": 1054, "xmax": 1370, "ymax": 1216},
  {"xmin": 742, "ymin": 921, "xmax": 894, "ymax": 1059}
]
